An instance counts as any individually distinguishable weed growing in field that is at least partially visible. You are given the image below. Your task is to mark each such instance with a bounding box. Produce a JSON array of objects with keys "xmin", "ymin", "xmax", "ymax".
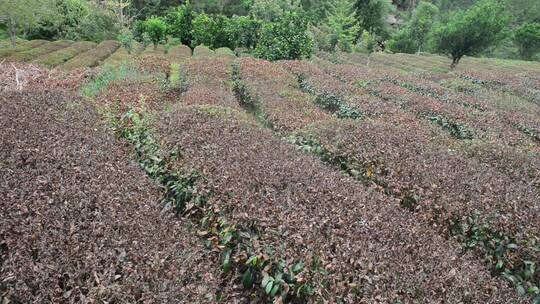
[
  {"xmin": 169, "ymin": 63, "xmax": 188, "ymax": 92},
  {"xmin": 288, "ymin": 133, "xmax": 426, "ymax": 214},
  {"xmin": 426, "ymin": 115, "xmax": 474, "ymax": 139},
  {"xmin": 354, "ymin": 80, "xmax": 370, "ymax": 88},
  {"xmin": 113, "ymin": 108, "xmax": 206, "ymax": 215},
  {"xmin": 82, "ymin": 63, "xmax": 140, "ymax": 98},
  {"xmin": 298, "ymin": 75, "xmax": 363, "ymax": 119},
  {"xmin": 517, "ymin": 125, "xmax": 540, "ymax": 143},
  {"xmin": 450, "ymin": 213, "xmax": 540, "ymax": 301},
  {"xmin": 206, "ymin": 201, "xmax": 315, "ymax": 302}
]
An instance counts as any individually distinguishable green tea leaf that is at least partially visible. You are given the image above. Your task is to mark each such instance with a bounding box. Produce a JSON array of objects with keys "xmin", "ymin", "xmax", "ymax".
[
  {"xmin": 242, "ymin": 268, "xmax": 254, "ymax": 288},
  {"xmin": 265, "ymin": 281, "xmax": 274, "ymax": 294}
]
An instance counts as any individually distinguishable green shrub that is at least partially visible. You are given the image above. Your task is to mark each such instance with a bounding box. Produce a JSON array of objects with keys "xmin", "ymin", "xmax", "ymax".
[
  {"xmin": 0, "ymin": 40, "xmax": 48, "ymax": 58},
  {"xmin": 514, "ymin": 22, "xmax": 540, "ymax": 60},
  {"xmin": 215, "ymin": 47, "xmax": 235, "ymax": 57},
  {"xmin": 225, "ymin": 16, "xmax": 261, "ymax": 50},
  {"xmin": 144, "ymin": 17, "xmax": 168, "ymax": 48},
  {"xmin": 254, "ymin": 13, "xmax": 314, "ymax": 61},
  {"xmin": 8, "ymin": 40, "xmax": 73, "ymax": 62},
  {"xmin": 117, "ymin": 28, "xmax": 135, "ymax": 54},
  {"xmin": 164, "ymin": 3, "xmax": 194, "ymax": 46},
  {"xmin": 353, "ymin": 30, "xmax": 380, "ymax": 53},
  {"xmin": 190, "ymin": 12, "xmax": 231, "ymax": 49},
  {"xmin": 387, "ymin": 32, "xmax": 417, "ymax": 53},
  {"xmin": 193, "ymin": 44, "xmax": 214, "ymax": 57},
  {"xmin": 0, "ymin": 24, "xmax": 8, "ymax": 40},
  {"xmin": 310, "ymin": 25, "xmax": 334, "ymax": 52}
]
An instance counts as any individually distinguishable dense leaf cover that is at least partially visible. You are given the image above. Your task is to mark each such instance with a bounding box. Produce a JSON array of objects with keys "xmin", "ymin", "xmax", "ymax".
[{"xmin": 1, "ymin": 40, "xmax": 539, "ymax": 303}]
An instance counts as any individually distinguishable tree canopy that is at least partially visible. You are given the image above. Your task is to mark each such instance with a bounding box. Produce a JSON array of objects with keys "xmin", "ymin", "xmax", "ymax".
[
  {"xmin": 429, "ymin": 0, "xmax": 510, "ymax": 68},
  {"xmin": 514, "ymin": 22, "xmax": 540, "ymax": 60}
]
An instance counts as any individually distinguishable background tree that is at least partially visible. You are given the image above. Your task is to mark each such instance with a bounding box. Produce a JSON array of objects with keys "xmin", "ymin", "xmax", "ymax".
[
  {"xmin": 22, "ymin": 0, "xmax": 119, "ymax": 43},
  {"xmin": 165, "ymin": 3, "xmax": 194, "ymax": 45},
  {"xmin": 388, "ymin": 1, "xmax": 438, "ymax": 53},
  {"xmin": 299, "ymin": 0, "xmax": 334, "ymax": 24},
  {"xmin": 191, "ymin": 0, "xmax": 251, "ymax": 16},
  {"xmin": 250, "ymin": 0, "xmax": 300, "ymax": 22},
  {"xmin": 428, "ymin": 0, "xmax": 510, "ymax": 69},
  {"xmin": 225, "ymin": 16, "xmax": 261, "ymax": 50},
  {"xmin": 355, "ymin": 29, "xmax": 380, "ymax": 54},
  {"xmin": 144, "ymin": 16, "xmax": 168, "ymax": 48},
  {"xmin": 353, "ymin": 0, "xmax": 394, "ymax": 39},
  {"xmin": 514, "ymin": 22, "xmax": 540, "ymax": 60},
  {"xmin": 190, "ymin": 12, "xmax": 219, "ymax": 48},
  {"xmin": 0, "ymin": 0, "xmax": 54, "ymax": 47},
  {"xmin": 254, "ymin": 12, "xmax": 313, "ymax": 61},
  {"xmin": 326, "ymin": 0, "xmax": 359, "ymax": 52}
]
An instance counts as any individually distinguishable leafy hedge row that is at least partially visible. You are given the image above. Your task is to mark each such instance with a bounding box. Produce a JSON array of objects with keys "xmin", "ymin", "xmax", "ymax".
[
  {"xmin": 179, "ymin": 57, "xmax": 239, "ymax": 109},
  {"xmin": 289, "ymin": 117, "xmax": 540, "ymax": 300},
  {"xmin": 33, "ymin": 41, "xmax": 96, "ymax": 68},
  {"xmin": 167, "ymin": 44, "xmax": 192, "ymax": 62},
  {"xmin": 280, "ymin": 60, "xmax": 399, "ymax": 118},
  {"xmin": 150, "ymin": 103, "xmax": 522, "ymax": 303},
  {"xmin": 112, "ymin": 106, "xmax": 314, "ymax": 302},
  {"xmin": 0, "ymin": 39, "xmax": 48, "ymax": 59},
  {"xmin": 458, "ymin": 70, "xmax": 540, "ymax": 105},
  {"xmin": 315, "ymin": 60, "xmax": 536, "ymax": 144},
  {"xmin": 7, "ymin": 40, "xmax": 73, "ymax": 62},
  {"xmin": 233, "ymin": 57, "xmax": 330, "ymax": 134},
  {"xmin": 61, "ymin": 40, "xmax": 120, "ymax": 70},
  {"xmin": 0, "ymin": 91, "xmax": 223, "ymax": 302}
]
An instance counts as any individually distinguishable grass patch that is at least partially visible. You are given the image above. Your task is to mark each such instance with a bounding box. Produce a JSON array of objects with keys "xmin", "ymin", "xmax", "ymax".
[
  {"xmin": 169, "ymin": 63, "xmax": 188, "ymax": 92},
  {"xmin": 81, "ymin": 63, "xmax": 140, "ymax": 98}
]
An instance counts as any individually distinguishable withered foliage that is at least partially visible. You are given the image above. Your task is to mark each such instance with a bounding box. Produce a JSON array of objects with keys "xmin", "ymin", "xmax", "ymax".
[
  {"xmin": 180, "ymin": 57, "xmax": 240, "ymax": 109},
  {"xmin": 2, "ymin": 40, "xmax": 539, "ymax": 303},
  {"xmin": 0, "ymin": 91, "xmax": 223, "ymax": 303},
  {"xmin": 153, "ymin": 104, "xmax": 522, "ymax": 303},
  {"xmin": 236, "ymin": 57, "xmax": 330, "ymax": 133},
  {"xmin": 0, "ymin": 62, "xmax": 94, "ymax": 93}
]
